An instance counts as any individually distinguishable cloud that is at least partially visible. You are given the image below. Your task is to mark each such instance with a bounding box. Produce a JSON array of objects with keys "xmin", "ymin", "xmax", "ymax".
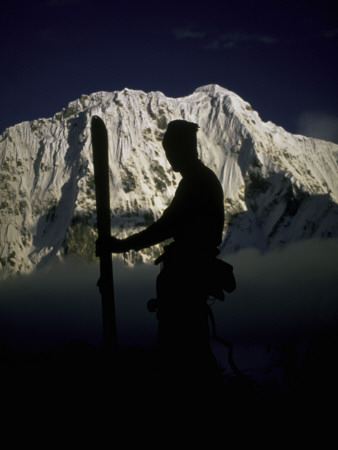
[
  {"xmin": 171, "ymin": 25, "xmax": 279, "ymax": 51},
  {"xmin": 172, "ymin": 26, "xmax": 206, "ymax": 40},
  {"xmin": 322, "ymin": 28, "xmax": 338, "ymax": 39},
  {"xmin": 1, "ymin": 239, "xmax": 337, "ymax": 361},
  {"xmin": 1, "ymin": 238, "xmax": 337, "ymax": 392},
  {"xmin": 45, "ymin": 0, "xmax": 83, "ymax": 6},
  {"xmin": 203, "ymin": 26, "xmax": 336, "ymax": 52},
  {"xmin": 297, "ymin": 111, "xmax": 338, "ymax": 144},
  {"xmin": 220, "ymin": 32, "xmax": 279, "ymax": 48},
  {"xmin": 204, "ymin": 40, "xmax": 220, "ymax": 50},
  {"xmin": 0, "ymin": 256, "xmax": 158, "ymax": 358},
  {"xmin": 203, "ymin": 31, "xmax": 279, "ymax": 51},
  {"xmin": 217, "ymin": 238, "xmax": 338, "ymax": 343}
]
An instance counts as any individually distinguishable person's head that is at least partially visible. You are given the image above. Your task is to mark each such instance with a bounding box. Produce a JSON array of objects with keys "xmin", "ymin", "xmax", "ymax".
[{"xmin": 162, "ymin": 120, "xmax": 199, "ymax": 172}]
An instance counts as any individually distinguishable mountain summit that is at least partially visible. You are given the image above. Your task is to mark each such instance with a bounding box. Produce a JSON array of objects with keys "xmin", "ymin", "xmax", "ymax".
[{"xmin": 1, "ymin": 85, "xmax": 337, "ymax": 278}]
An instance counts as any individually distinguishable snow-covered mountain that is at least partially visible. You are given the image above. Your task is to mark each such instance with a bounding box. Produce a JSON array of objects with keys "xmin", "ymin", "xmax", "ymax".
[{"xmin": 1, "ymin": 84, "xmax": 337, "ymax": 279}]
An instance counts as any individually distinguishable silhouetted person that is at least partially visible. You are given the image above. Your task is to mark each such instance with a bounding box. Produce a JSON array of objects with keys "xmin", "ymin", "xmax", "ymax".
[{"xmin": 96, "ymin": 120, "xmax": 225, "ymax": 391}]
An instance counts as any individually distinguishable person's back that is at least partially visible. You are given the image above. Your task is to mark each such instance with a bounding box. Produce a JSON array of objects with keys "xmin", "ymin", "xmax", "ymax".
[{"xmin": 167, "ymin": 158, "xmax": 224, "ymax": 254}]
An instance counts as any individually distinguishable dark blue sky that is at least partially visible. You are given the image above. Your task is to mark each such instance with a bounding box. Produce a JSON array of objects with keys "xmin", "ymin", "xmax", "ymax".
[{"xmin": 1, "ymin": 0, "xmax": 337, "ymax": 141}]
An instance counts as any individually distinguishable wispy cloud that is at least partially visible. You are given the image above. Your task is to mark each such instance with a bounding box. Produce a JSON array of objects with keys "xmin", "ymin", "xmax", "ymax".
[
  {"xmin": 297, "ymin": 111, "xmax": 338, "ymax": 144},
  {"xmin": 205, "ymin": 31, "xmax": 279, "ymax": 50},
  {"xmin": 322, "ymin": 28, "xmax": 338, "ymax": 39},
  {"xmin": 172, "ymin": 25, "xmax": 206, "ymax": 40},
  {"xmin": 202, "ymin": 26, "xmax": 338, "ymax": 51},
  {"xmin": 172, "ymin": 26, "xmax": 279, "ymax": 50},
  {"xmin": 45, "ymin": 0, "xmax": 85, "ymax": 6}
]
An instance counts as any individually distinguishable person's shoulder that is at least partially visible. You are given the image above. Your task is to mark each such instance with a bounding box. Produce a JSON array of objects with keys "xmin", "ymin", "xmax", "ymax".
[
  {"xmin": 197, "ymin": 160, "xmax": 220, "ymax": 183},
  {"xmin": 197, "ymin": 161, "xmax": 224, "ymax": 199}
]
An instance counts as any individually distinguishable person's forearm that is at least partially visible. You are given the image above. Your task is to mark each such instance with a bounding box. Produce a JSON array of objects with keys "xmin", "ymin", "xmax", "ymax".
[{"xmin": 123, "ymin": 223, "xmax": 171, "ymax": 251}]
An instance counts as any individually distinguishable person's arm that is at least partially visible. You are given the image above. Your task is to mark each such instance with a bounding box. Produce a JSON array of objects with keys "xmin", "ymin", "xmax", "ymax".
[
  {"xmin": 96, "ymin": 186, "xmax": 186, "ymax": 255},
  {"xmin": 95, "ymin": 177, "xmax": 195, "ymax": 256},
  {"xmin": 111, "ymin": 216, "xmax": 174, "ymax": 253},
  {"xmin": 95, "ymin": 217, "xmax": 173, "ymax": 255}
]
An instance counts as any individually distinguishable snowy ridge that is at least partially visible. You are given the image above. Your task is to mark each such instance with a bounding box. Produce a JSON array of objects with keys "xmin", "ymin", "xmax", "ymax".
[{"xmin": 0, "ymin": 84, "xmax": 337, "ymax": 278}]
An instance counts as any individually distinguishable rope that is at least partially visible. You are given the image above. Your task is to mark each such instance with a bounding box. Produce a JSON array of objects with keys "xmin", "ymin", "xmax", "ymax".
[
  {"xmin": 207, "ymin": 304, "xmax": 268, "ymax": 399},
  {"xmin": 207, "ymin": 304, "xmax": 244, "ymax": 379}
]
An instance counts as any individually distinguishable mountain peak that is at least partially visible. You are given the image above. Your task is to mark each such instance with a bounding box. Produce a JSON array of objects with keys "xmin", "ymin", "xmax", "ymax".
[
  {"xmin": 0, "ymin": 86, "xmax": 337, "ymax": 278},
  {"xmin": 194, "ymin": 84, "xmax": 232, "ymax": 96}
]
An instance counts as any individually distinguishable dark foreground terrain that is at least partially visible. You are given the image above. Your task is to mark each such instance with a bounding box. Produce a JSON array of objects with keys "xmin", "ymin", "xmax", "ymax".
[{"xmin": 1, "ymin": 330, "xmax": 337, "ymax": 446}]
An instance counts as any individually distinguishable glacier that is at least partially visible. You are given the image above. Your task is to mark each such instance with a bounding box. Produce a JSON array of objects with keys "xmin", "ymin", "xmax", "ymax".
[{"xmin": 0, "ymin": 84, "xmax": 338, "ymax": 279}]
